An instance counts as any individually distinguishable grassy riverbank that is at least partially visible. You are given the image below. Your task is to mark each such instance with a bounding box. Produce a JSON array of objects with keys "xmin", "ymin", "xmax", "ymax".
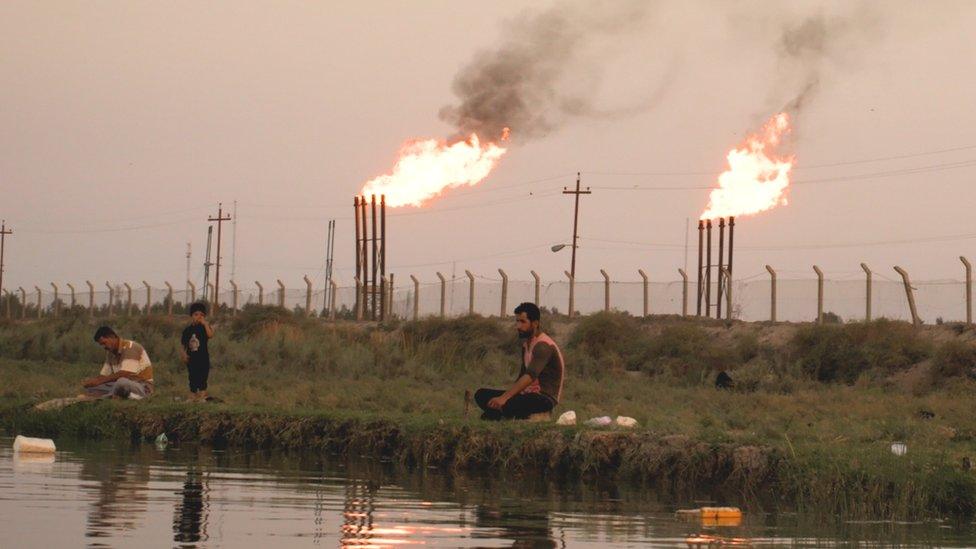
[{"xmin": 2, "ymin": 310, "xmax": 976, "ymax": 519}]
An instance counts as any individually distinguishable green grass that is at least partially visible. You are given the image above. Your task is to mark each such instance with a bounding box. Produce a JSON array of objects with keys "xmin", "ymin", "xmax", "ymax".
[{"xmin": 3, "ymin": 310, "xmax": 976, "ymax": 519}]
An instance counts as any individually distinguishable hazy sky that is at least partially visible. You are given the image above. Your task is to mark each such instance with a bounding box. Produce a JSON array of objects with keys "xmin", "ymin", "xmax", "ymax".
[{"xmin": 3, "ymin": 0, "xmax": 976, "ymax": 293}]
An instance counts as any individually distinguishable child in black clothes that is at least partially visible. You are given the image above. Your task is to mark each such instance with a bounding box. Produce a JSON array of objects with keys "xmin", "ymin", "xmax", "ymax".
[{"xmin": 180, "ymin": 302, "xmax": 214, "ymax": 402}]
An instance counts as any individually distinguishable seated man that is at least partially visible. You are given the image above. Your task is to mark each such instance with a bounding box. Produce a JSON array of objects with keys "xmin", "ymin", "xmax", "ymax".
[
  {"xmin": 475, "ymin": 302, "xmax": 565, "ymax": 420},
  {"xmin": 81, "ymin": 326, "xmax": 155, "ymax": 400}
]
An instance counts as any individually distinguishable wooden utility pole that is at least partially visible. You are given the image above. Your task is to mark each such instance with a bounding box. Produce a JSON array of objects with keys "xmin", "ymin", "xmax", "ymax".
[
  {"xmin": 208, "ymin": 204, "xmax": 232, "ymax": 314},
  {"xmin": 0, "ymin": 221, "xmax": 11, "ymax": 300},
  {"xmin": 562, "ymin": 173, "xmax": 591, "ymax": 281}
]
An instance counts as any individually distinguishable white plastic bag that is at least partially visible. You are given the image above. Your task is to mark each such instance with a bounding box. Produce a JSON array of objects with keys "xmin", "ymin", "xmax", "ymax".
[
  {"xmin": 584, "ymin": 416, "xmax": 613, "ymax": 427},
  {"xmin": 556, "ymin": 411, "xmax": 577, "ymax": 426}
]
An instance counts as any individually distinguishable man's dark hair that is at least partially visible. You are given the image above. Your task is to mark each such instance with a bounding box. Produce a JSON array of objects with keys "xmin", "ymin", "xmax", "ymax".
[
  {"xmin": 93, "ymin": 326, "xmax": 117, "ymax": 342},
  {"xmin": 514, "ymin": 302, "xmax": 541, "ymax": 322},
  {"xmin": 189, "ymin": 302, "xmax": 208, "ymax": 316}
]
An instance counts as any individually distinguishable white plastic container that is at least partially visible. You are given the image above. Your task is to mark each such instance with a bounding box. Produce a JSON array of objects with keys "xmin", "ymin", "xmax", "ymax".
[{"xmin": 12, "ymin": 435, "xmax": 56, "ymax": 454}]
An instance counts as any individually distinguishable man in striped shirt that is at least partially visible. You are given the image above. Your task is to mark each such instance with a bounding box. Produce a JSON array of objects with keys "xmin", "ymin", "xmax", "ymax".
[{"xmin": 80, "ymin": 326, "xmax": 155, "ymax": 400}]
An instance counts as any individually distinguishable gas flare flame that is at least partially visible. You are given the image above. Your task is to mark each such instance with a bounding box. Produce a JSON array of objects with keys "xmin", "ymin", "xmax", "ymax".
[
  {"xmin": 701, "ymin": 113, "xmax": 794, "ymax": 220},
  {"xmin": 360, "ymin": 132, "xmax": 508, "ymax": 208}
]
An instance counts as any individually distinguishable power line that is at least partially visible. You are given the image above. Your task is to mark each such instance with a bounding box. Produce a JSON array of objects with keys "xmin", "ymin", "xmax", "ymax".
[
  {"xmin": 587, "ymin": 157, "xmax": 976, "ymax": 191},
  {"xmin": 580, "ymin": 231, "xmax": 976, "ymax": 251}
]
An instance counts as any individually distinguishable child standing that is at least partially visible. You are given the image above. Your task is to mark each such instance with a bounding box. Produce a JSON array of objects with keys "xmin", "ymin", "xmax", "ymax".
[{"xmin": 180, "ymin": 302, "xmax": 214, "ymax": 402}]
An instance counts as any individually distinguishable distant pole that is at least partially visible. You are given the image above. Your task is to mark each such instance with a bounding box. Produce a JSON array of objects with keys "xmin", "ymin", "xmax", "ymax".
[
  {"xmin": 380, "ymin": 195, "xmax": 387, "ymax": 321},
  {"xmin": 0, "ymin": 221, "xmax": 11, "ymax": 300},
  {"xmin": 185, "ymin": 242, "xmax": 191, "ymax": 301},
  {"xmin": 202, "ymin": 226, "xmax": 213, "ymax": 301},
  {"xmin": 231, "ymin": 200, "xmax": 238, "ymax": 281},
  {"xmin": 324, "ymin": 219, "xmax": 336, "ymax": 314},
  {"xmin": 696, "ymin": 220, "xmax": 703, "ymax": 316},
  {"xmin": 684, "ymin": 217, "xmax": 689, "ymax": 275},
  {"xmin": 562, "ymin": 172, "xmax": 591, "ymax": 282},
  {"xmin": 360, "ymin": 197, "xmax": 369, "ymax": 319},
  {"xmin": 208, "ymin": 204, "xmax": 232, "ymax": 314},
  {"xmin": 371, "ymin": 194, "xmax": 378, "ymax": 320}
]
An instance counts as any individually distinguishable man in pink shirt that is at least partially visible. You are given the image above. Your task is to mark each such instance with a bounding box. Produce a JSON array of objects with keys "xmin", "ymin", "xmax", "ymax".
[{"xmin": 474, "ymin": 302, "xmax": 565, "ymax": 420}]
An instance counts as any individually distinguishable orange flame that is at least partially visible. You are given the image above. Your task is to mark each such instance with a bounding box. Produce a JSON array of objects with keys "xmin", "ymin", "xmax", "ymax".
[
  {"xmin": 701, "ymin": 113, "xmax": 794, "ymax": 220},
  {"xmin": 360, "ymin": 133, "xmax": 508, "ymax": 208}
]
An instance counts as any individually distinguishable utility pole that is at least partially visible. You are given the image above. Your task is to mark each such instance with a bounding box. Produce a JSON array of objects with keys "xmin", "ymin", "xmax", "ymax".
[
  {"xmin": 185, "ymin": 242, "xmax": 192, "ymax": 299},
  {"xmin": 562, "ymin": 172, "xmax": 591, "ymax": 281},
  {"xmin": 324, "ymin": 219, "xmax": 336, "ymax": 313},
  {"xmin": 208, "ymin": 203, "xmax": 232, "ymax": 314},
  {"xmin": 202, "ymin": 226, "xmax": 213, "ymax": 301},
  {"xmin": 684, "ymin": 217, "xmax": 689, "ymax": 275},
  {"xmin": 231, "ymin": 200, "xmax": 238, "ymax": 281},
  {"xmin": 0, "ymin": 221, "xmax": 11, "ymax": 300}
]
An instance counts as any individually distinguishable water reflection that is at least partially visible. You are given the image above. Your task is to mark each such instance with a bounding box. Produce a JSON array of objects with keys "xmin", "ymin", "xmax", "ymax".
[
  {"xmin": 340, "ymin": 479, "xmax": 380, "ymax": 547},
  {"xmin": 473, "ymin": 506, "xmax": 559, "ymax": 549},
  {"xmin": 3, "ymin": 437, "xmax": 976, "ymax": 548},
  {"xmin": 79, "ymin": 447, "xmax": 151, "ymax": 543},
  {"xmin": 173, "ymin": 469, "xmax": 208, "ymax": 544}
]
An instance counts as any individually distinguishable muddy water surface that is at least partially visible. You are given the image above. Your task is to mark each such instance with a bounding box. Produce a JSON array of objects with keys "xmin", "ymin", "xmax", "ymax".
[{"xmin": 1, "ymin": 436, "xmax": 974, "ymax": 547}]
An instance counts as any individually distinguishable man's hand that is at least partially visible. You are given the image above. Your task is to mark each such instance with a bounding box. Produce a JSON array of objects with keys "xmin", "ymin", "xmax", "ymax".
[
  {"xmin": 81, "ymin": 376, "xmax": 107, "ymax": 388},
  {"xmin": 487, "ymin": 395, "xmax": 509, "ymax": 410}
]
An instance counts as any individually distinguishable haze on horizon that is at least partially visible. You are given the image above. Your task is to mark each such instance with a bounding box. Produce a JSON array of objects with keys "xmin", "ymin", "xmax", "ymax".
[{"xmin": 3, "ymin": 0, "xmax": 976, "ymax": 294}]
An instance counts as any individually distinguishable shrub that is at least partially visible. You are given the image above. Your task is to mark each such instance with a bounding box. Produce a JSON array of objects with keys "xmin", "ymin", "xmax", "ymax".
[
  {"xmin": 932, "ymin": 339, "xmax": 976, "ymax": 381},
  {"xmin": 791, "ymin": 320, "xmax": 931, "ymax": 383}
]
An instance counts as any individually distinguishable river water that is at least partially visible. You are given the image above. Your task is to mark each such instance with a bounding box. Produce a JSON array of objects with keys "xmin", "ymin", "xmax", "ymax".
[{"xmin": 1, "ymin": 436, "xmax": 974, "ymax": 548}]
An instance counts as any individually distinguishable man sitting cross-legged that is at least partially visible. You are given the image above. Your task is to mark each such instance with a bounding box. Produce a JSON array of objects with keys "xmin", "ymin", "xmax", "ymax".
[
  {"xmin": 80, "ymin": 326, "xmax": 155, "ymax": 400},
  {"xmin": 474, "ymin": 302, "xmax": 565, "ymax": 420}
]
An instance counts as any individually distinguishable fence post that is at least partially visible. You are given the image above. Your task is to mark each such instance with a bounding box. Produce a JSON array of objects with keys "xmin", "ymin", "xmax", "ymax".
[
  {"xmin": 638, "ymin": 269, "xmax": 649, "ymax": 317},
  {"xmin": 765, "ymin": 265, "xmax": 777, "ymax": 322},
  {"xmin": 34, "ymin": 286, "xmax": 42, "ymax": 318},
  {"xmin": 600, "ymin": 269, "xmax": 610, "ymax": 312},
  {"xmin": 229, "ymin": 280, "xmax": 238, "ymax": 316},
  {"xmin": 66, "ymin": 283, "xmax": 76, "ymax": 309},
  {"xmin": 678, "ymin": 268, "xmax": 689, "ymax": 317},
  {"xmin": 50, "ymin": 283, "xmax": 60, "ymax": 317},
  {"xmin": 329, "ymin": 281, "xmax": 338, "ymax": 321},
  {"xmin": 105, "ymin": 282, "xmax": 115, "ymax": 317},
  {"xmin": 19, "ymin": 287, "xmax": 26, "ymax": 319},
  {"xmin": 465, "ymin": 270, "xmax": 475, "ymax": 316},
  {"xmin": 142, "ymin": 281, "xmax": 151, "ymax": 314},
  {"xmin": 961, "ymin": 257, "xmax": 972, "ymax": 325},
  {"xmin": 813, "ymin": 265, "xmax": 824, "ymax": 324},
  {"xmin": 410, "ymin": 275, "xmax": 420, "ymax": 320},
  {"xmin": 207, "ymin": 283, "xmax": 215, "ymax": 306},
  {"xmin": 86, "ymin": 281, "xmax": 94, "ymax": 317},
  {"xmin": 436, "ymin": 272, "xmax": 446, "ymax": 317},
  {"xmin": 531, "ymin": 270, "xmax": 541, "ymax": 306},
  {"xmin": 303, "ymin": 275, "xmax": 313, "ymax": 317},
  {"xmin": 894, "ymin": 266, "xmax": 921, "ymax": 328},
  {"xmin": 565, "ymin": 271, "xmax": 575, "ymax": 318},
  {"xmin": 721, "ymin": 267, "xmax": 733, "ymax": 321},
  {"xmin": 254, "ymin": 281, "xmax": 263, "ymax": 306},
  {"xmin": 2, "ymin": 290, "xmax": 9, "ymax": 319},
  {"xmin": 859, "ymin": 263, "xmax": 872, "ymax": 322},
  {"xmin": 122, "ymin": 283, "xmax": 132, "ymax": 315},
  {"xmin": 498, "ymin": 269, "xmax": 508, "ymax": 317},
  {"xmin": 353, "ymin": 278, "xmax": 362, "ymax": 320},
  {"xmin": 164, "ymin": 282, "xmax": 174, "ymax": 315},
  {"xmin": 277, "ymin": 279, "xmax": 285, "ymax": 308}
]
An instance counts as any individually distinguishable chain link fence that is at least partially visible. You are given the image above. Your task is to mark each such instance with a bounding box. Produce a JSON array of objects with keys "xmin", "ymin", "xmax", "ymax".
[{"xmin": 1, "ymin": 270, "xmax": 971, "ymax": 325}]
